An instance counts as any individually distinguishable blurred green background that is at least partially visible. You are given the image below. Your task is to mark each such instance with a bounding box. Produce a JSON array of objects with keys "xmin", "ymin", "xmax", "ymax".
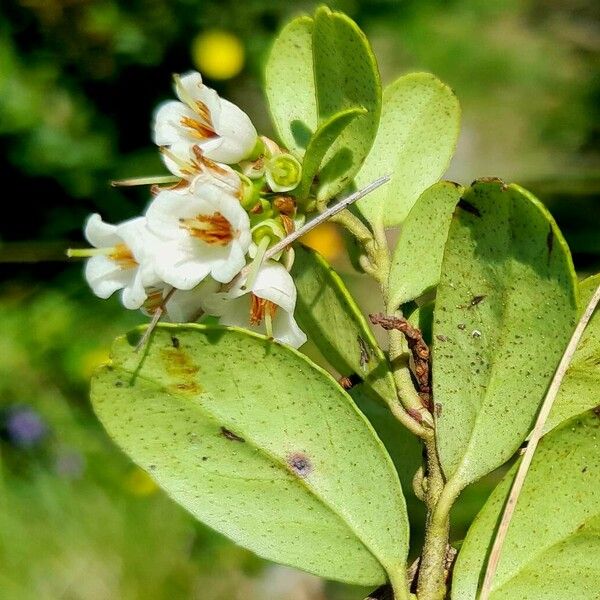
[{"xmin": 0, "ymin": 1, "xmax": 598, "ymax": 598}]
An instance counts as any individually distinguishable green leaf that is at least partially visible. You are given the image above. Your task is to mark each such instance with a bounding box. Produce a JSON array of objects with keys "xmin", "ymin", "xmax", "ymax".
[
  {"xmin": 265, "ymin": 16, "xmax": 317, "ymax": 156},
  {"xmin": 452, "ymin": 410, "xmax": 600, "ymax": 600},
  {"xmin": 311, "ymin": 7, "xmax": 381, "ymax": 201},
  {"xmin": 432, "ymin": 180, "xmax": 578, "ymax": 489},
  {"xmin": 388, "ymin": 181, "xmax": 464, "ymax": 309},
  {"xmin": 291, "ymin": 244, "xmax": 396, "ymax": 406},
  {"xmin": 355, "ymin": 73, "xmax": 460, "ymax": 228},
  {"xmin": 296, "ymin": 107, "xmax": 366, "ymax": 200},
  {"xmin": 265, "ymin": 9, "xmax": 381, "ymax": 200},
  {"xmin": 545, "ymin": 273, "xmax": 600, "ymax": 433},
  {"xmin": 91, "ymin": 324, "xmax": 409, "ymax": 594}
]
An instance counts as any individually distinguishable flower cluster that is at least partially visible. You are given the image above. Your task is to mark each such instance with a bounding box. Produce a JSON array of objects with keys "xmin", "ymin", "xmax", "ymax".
[{"xmin": 72, "ymin": 72, "xmax": 307, "ymax": 348}]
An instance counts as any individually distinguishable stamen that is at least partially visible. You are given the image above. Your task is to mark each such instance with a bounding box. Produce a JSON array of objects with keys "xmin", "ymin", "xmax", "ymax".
[
  {"xmin": 180, "ymin": 115, "xmax": 217, "ymax": 140},
  {"xmin": 264, "ymin": 309, "xmax": 274, "ymax": 338},
  {"xmin": 179, "ymin": 212, "xmax": 234, "ymax": 245},
  {"xmin": 160, "ymin": 146, "xmax": 198, "ymax": 177},
  {"xmin": 143, "ymin": 287, "xmax": 165, "ymax": 315},
  {"xmin": 109, "ymin": 244, "xmax": 138, "ymax": 268},
  {"xmin": 191, "ymin": 146, "xmax": 229, "ymax": 176},
  {"xmin": 249, "ymin": 294, "xmax": 278, "ymax": 327}
]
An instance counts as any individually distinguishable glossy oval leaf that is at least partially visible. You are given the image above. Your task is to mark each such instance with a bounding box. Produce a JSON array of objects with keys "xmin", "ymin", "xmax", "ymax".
[
  {"xmin": 312, "ymin": 7, "xmax": 381, "ymax": 201},
  {"xmin": 432, "ymin": 180, "xmax": 578, "ymax": 489},
  {"xmin": 355, "ymin": 73, "xmax": 460, "ymax": 228},
  {"xmin": 291, "ymin": 244, "xmax": 397, "ymax": 406},
  {"xmin": 388, "ymin": 181, "xmax": 464, "ymax": 310},
  {"xmin": 452, "ymin": 410, "xmax": 600, "ymax": 600},
  {"xmin": 296, "ymin": 107, "xmax": 366, "ymax": 200},
  {"xmin": 545, "ymin": 273, "xmax": 600, "ymax": 433},
  {"xmin": 265, "ymin": 16, "xmax": 317, "ymax": 156},
  {"xmin": 91, "ymin": 324, "xmax": 409, "ymax": 593}
]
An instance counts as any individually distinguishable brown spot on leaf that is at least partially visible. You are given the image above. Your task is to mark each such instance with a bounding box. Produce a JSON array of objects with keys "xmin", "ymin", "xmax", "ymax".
[
  {"xmin": 287, "ymin": 452, "xmax": 312, "ymax": 477},
  {"xmin": 171, "ymin": 381, "xmax": 201, "ymax": 394},
  {"xmin": 171, "ymin": 336, "xmax": 180, "ymax": 349},
  {"xmin": 357, "ymin": 336, "xmax": 371, "ymax": 368},
  {"xmin": 161, "ymin": 347, "xmax": 200, "ymax": 377},
  {"xmin": 220, "ymin": 427, "xmax": 245, "ymax": 442},
  {"xmin": 457, "ymin": 199, "xmax": 481, "ymax": 217},
  {"xmin": 470, "ymin": 295, "xmax": 486, "ymax": 307}
]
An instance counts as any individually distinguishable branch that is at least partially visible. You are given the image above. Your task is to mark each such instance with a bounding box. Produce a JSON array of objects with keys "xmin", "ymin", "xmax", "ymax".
[
  {"xmin": 369, "ymin": 313, "xmax": 432, "ymax": 410},
  {"xmin": 480, "ymin": 281, "xmax": 600, "ymax": 600}
]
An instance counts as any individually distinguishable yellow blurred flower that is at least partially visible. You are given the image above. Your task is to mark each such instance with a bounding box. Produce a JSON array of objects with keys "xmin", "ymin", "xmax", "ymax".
[
  {"xmin": 300, "ymin": 222, "xmax": 344, "ymax": 262},
  {"xmin": 191, "ymin": 30, "xmax": 245, "ymax": 80},
  {"xmin": 124, "ymin": 467, "xmax": 158, "ymax": 496}
]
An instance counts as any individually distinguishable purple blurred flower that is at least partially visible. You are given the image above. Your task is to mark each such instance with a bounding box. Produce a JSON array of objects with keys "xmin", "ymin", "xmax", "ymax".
[{"xmin": 6, "ymin": 407, "xmax": 47, "ymax": 447}]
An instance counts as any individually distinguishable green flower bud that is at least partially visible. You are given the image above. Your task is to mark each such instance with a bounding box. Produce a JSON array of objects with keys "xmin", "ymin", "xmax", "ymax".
[
  {"xmin": 251, "ymin": 219, "xmax": 285, "ymax": 245},
  {"xmin": 265, "ymin": 153, "xmax": 302, "ymax": 193},
  {"xmin": 239, "ymin": 173, "xmax": 260, "ymax": 210}
]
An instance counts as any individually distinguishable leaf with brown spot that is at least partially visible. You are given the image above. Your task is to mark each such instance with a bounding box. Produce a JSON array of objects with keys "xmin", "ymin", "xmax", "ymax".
[
  {"xmin": 91, "ymin": 324, "xmax": 410, "ymax": 596},
  {"xmin": 432, "ymin": 180, "xmax": 578, "ymax": 490}
]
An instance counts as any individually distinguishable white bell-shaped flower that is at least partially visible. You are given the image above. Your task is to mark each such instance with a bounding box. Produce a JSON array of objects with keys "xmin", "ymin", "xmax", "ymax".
[
  {"xmin": 146, "ymin": 181, "xmax": 251, "ymax": 289},
  {"xmin": 81, "ymin": 214, "xmax": 160, "ymax": 309},
  {"xmin": 153, "ymin": 71, "xmax": 257, "ymax": 166},
  {"xmin": 201, "ymin": 261, "xmax": 307, "ymax": 348}
]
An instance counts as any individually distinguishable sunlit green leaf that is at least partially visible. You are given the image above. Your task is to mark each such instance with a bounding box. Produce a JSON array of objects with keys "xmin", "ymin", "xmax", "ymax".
[
  {"xmin": 296, "ymin": 107, "xmax": 366, "ymax": 199},
  {"xmin": 452, "ymin": 410, "xmax": 600, "ymax": 600},
  {"xmin": 91, "ymin": 324, "xmax": 409, "ymax": 594},
  {"xmin": 545, "ymin": 273, "xmax": 600, "ymax": 433},
  {"xmin": 265, "ymin": 8, "xmax": 381, "ymax": 200},
  {"xmin": 432, "ymin": 180, "xmax": 578, "ymax": 489},
  {"xmin": 355, "ymin": 73, "xmax": 460, "ymax": 228},
  {"xmin": 265, "ymin": 17, "xmax": 317, "ymax": 156},
  {"xmin": 311, "ymin": 7, "xmax": 381, "ymax": 201},
  {"xmin": 292, "ymin": 244, "xmax": 396, "ymax": 406},
  {"xmin": 388, "ymin": 181, "xmax": 463, "ymax": 309}
]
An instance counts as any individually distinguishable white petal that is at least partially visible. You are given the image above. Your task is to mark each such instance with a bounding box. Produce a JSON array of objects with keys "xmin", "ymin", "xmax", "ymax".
[
  {"xmin": 85, "ymin": 256, "xmax": 133, "ymax": 299},
  {"xmin": 154, "ymin": 241, "xmax": 212, "ymax": 290},
  {"xmin": 272, "ymin": 310, "xmax": 307, "ymax": 348},
  {"xmin": 252, "ymin": 262, "xmax": 297, "ymax": 314},
  {"xmin": 177, "ymin": 71, "xmax": 222, "ymax": 122},
  {"xmin": 153, "ymin": 101, "xmax": 195, "ymax": 146},
  {"xmin": 121, "ymin": 270, "xmax": 148, "ymax": 310},
  {"xmin": 210, "ymin": 241, "xmax": 246, "ymax": 284},
  {"xmin": 207, "ymin": 98, "xmax": 257, "ymax": 164},
  {"xmin": 145, "ymin": 189, "xmax": 211, "ymax": 240},
  {"xmin": 166, "ymin": 279, "xmax": 219, "ymax": 322},
  {"xmin": 84, "ymin": 214, "xmax": 121, "ymax": 248}
]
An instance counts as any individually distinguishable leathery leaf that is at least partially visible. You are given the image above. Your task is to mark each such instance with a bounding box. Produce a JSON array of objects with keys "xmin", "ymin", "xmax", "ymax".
[
  {"xmin": 432, "ymin": 179, "xmax": 578, "ymax": 489},
  {"xmin": 545, "ymin": 273, "xmax": 600, "ymax": 433},
  {"xmin": 91, "ymin": 324, "xmax": 410, "ymax": 595},
  {"xmin": 452, "ymin": 410, "xmax": 600, "ymax": 600},
  {"xmin": 292, "ymin": 244, "xmax": 397, "ymax": 407}
]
